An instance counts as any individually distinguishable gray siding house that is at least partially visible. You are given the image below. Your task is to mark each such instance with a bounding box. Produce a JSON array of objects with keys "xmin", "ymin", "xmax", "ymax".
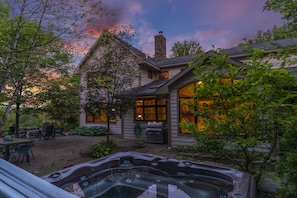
[{"xmin": 75, "ymin": 31, "xmax": 297, "ymax": 147}]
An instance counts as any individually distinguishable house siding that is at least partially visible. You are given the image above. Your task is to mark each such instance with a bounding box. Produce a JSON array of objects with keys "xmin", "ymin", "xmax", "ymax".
[
  {"xmin": 140, "ymin": 68, "xmax": 158, "ymax": 86},
  {"xmin": 166, "ymin": 67, "xmax": 185, "ymax": 79},
  {"xmin": 122, "ymin": 110, "xmax": 148, "ymax": 140}
]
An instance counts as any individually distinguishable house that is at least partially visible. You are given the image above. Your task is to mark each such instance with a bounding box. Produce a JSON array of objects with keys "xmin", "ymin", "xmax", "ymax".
[{"xmin": 75, "ymin": 31, "xmax": 297, "ymax": 147}]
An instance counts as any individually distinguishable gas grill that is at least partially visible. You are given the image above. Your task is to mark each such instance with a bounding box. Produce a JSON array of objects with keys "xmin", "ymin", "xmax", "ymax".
[{"xmin": 146, "ymin": 122, "xmax": 166, "ymax": 144}]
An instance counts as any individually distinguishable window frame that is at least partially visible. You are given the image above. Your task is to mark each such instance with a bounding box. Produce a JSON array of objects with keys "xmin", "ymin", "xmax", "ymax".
[
  {"xmin": 135, "ymin": 98, "xmax": 167, "ymax": 121},
  {"xmin": 159, "ymin": 71, "xmax": 169, "ymax": 79},
  {"xmin": 85, "ymin": 104, "xmax": 117, "ymax": 123}
]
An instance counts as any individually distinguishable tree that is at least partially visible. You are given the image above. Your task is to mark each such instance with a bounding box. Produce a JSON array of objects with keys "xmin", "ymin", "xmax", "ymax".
[
  {"xmin": 82, "ymin": 30, "xmax": 139, "ymax": 142},
  {"xmin": 243, "ymin": 0, "xmax": 297, "ymax": 44},
  {"xmin": 0, "ymin": 0, "xmax": 104, "ymax": 134},
  {"xmin": 182, "ymin": 47, "xmax": 296, "ymax": 187},
  {"xmin": 36, "ymin": 75, "xmax": 80, "ymax": 130},
  {"xmin": 170, "ymin": 40, "xmax": 203, "ymax": 57},
  {"xmin": 264, "ymin": 0, "xmax": 297, "ymax": 37},
  {"xmin": 243, "ymin": 24, "xmax": 290, "ymax": 44},
  {"xmin": 263, "ymin": 1, "xmax": 297, "ymax": 195},
  {"xmin": 277, "ymin": 116, "xmax": 297, "ymax": 197}
]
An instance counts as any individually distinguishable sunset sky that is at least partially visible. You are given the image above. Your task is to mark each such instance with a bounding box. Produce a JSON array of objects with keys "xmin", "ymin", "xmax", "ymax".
[{"xmin": 77, "ymin": 0, "xmax": 284, "ymax": 59}]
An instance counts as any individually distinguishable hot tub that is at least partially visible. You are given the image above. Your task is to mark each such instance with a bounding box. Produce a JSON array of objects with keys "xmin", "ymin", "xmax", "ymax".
[{"xmin": 42, "ymin": 152, "xmax": 255, "ymax": 198}]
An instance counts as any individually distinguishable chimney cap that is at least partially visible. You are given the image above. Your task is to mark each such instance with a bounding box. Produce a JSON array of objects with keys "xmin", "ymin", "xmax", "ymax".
[{"xmin": 158, "ymin": 31, "xmax": 163, "ymax": 34}]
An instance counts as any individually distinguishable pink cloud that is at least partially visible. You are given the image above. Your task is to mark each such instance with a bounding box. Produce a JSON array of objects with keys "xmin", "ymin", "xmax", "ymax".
[{"xmin": 206, "ymin": 0, "xmax": 249, "ymax": 23}]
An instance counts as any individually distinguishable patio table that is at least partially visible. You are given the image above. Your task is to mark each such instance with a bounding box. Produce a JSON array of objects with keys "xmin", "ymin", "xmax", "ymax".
[{"xmin": 0, "ymin": 138, "xmax": 31, "ymax": 161}]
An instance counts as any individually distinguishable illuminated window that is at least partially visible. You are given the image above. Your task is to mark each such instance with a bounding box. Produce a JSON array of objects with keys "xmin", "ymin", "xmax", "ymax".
[
  {"xmin": 179, "ymin": 79, "xmax": 240, "ymax": 134},
  {"xmin": 160, "ymin": 71, "xmax": 168, "ymax": 79},
  {"xmin": 86, "ymin": 104, "xmax": 116, "ymax": 123},
  {"xmin": 135, "ymin": 99, "xmax": 167, "ymax": 121},
  {"xmin": 179, "ymin": 81, "xmax": 211, "ymax": 134}
]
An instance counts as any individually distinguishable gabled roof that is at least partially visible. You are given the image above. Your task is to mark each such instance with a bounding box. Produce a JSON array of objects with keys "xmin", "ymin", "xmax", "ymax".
[
  {"xmin": 74, "ymin": 31, "xmax": 197, "ymax": 74},
  {"xmin": 74, "ymin": 30, "xmax": 152, "ymax": 73}
]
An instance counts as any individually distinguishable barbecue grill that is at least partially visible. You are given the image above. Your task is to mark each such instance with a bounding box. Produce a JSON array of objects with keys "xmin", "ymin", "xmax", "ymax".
[{"xmin": 146, "ymin": 122, "xmax": 166, "ymax": 144}]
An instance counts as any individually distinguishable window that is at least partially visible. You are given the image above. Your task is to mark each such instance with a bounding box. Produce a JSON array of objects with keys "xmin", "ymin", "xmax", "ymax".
[
  {"xmin": 179, "ymin": 79, "xmax": 240, "ymax": 134},
  {"xmin": 86, "ymin": 104, "xmax": 116, "ymax": 123},
  {"xmin": 179, "ymin": 82, "xmax": 212, "ymax": 134},
  {"xmin": 135, "ymin": 99, "xmax": 167, "ymax": 121},
  {"xmin": 148, "ymin": 70, "xmax": 153, "ymax": 79},
  {"xmin": 160, "ymin": 71, "xmax": 168, "ymax": 79},
  {"xmin": 87, "ymin": 72, "xmax": 100, "ymax": 89}
]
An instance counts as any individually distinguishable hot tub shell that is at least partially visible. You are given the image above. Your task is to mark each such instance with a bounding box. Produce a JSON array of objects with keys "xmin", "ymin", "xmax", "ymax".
[{"xmin": 42, "ymin": 152, "xmax": 256, "ymax": 198}]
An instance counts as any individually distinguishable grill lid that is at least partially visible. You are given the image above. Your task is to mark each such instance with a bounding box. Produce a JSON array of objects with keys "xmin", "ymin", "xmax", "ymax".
[{"xmin": 146, "ymin": 122, "xmax": 164, "ymax": 128}]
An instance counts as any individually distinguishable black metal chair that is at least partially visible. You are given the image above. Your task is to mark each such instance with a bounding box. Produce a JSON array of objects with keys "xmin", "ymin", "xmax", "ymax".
[
  {"xmin": 10, "ymin": 144, "xmax": 31, "ymax": 165},
  {"xmin": 40, "ymin": 125, "xmax": 55, "ymax": 140}
]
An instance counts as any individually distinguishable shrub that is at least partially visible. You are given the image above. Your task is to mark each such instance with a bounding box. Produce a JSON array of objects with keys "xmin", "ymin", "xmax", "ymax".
[
  {"xmin": 277, "ymin": 118, "xmax": 297, "ymax": 197},
  {"xmin": 68, "ymin": 126, "xmax": 107, "ymax": 136},
  {"xmin": 91, "ymin": 140, "xmax": 118, "ymax": 158}
]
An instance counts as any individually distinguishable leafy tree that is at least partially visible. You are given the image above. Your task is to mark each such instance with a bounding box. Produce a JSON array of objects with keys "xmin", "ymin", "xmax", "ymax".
[
  {"xmin": 82, "ymin": 30, "xmax": 139, "ymax": 142},
  {"xmin": 243, "ymin": 24, "xmax": 291, "ymax": 44},
  {"xmin": 277, "ymin": 116, "xmax": 297, "ymax": 197},
  {"xmin": 264, "ymin": 0, "xmax": 297, "ymax": 37},
  {"xmin": 170, "ymin": 40, "xmax": 203, "ymax": 57},
  {"xmin": 243, "ymin": 0, "xmax": 297, "ymax": 44},
  {"xmin": 182, "ymin": 47, "xmax": 297, "ymax": 187},
  {"xmin": 263, "ymin": 1, "xmax": 297, "ymax": 195},
  {"xmin": 0, "ymin": 0, "xmax": 104, "ymax": 135},
  {"xmin": 36, "ymin": 75, "xmax": 80, "ymax": 130}
]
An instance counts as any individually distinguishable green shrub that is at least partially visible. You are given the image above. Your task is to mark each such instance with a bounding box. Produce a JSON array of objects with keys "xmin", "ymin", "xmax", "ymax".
[
  {"xmin": 68, "ymin": 126, "xmax": 107, "ymax": 136},
  {"xmin": 277, "ymin": 118, "xmax": 297, "ymax": 197},
  {"xmin": 91, "ymin": 140, "xmax": 118, "ymax": 158}
]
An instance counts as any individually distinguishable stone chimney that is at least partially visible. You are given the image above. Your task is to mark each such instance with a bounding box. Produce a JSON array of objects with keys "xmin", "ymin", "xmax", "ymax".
[{"xmin": 154, "ymin": 31, "xmax": 166, "ymax": 60}]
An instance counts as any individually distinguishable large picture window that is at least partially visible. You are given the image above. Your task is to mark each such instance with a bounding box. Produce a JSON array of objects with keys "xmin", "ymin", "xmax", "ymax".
[
  {"xmin": 179, "ymin": 82, "xmax": 212, "ymax": 134},
  {"xmin": 135, "ymin": 99, "xmax": 167, "ymax": 121},
  {"xmin": 179, "ymin": 79, "xmax": 240, "ymax": 134}
]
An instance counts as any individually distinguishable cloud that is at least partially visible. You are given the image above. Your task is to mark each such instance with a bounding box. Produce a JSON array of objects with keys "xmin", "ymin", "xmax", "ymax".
[
  {"xmin": 134, "ymin": 20, "xmax": 157, "ymax": 57},
  {"xmin": 69, "ymin": 0, "xmax": 284, "ymax": 61},
  {"xmin": 205, "ymin": 0, "xmax": 249, "ymax": 24}
]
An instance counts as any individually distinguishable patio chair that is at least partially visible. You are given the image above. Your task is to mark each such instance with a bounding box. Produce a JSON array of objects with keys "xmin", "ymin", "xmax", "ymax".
[
  {"xmin": 10, "ymin": 144, "xmax": 31, "ymax": 165},
  {"xmin": 40, "ymin": 124, "xmax": 55, "ymax": 140}
]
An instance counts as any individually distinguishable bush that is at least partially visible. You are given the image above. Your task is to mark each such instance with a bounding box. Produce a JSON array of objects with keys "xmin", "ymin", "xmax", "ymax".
[
  {"xmin": 90, "ymin": 140, "xmax": 118, "ymax": 158},
  {"xmin": 277, "ymin": 118, "xmax": 297, "ymax": 197},
  {"xmin": 68, "ymin": 126, "xmax": 107, "ymax": 136}
]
